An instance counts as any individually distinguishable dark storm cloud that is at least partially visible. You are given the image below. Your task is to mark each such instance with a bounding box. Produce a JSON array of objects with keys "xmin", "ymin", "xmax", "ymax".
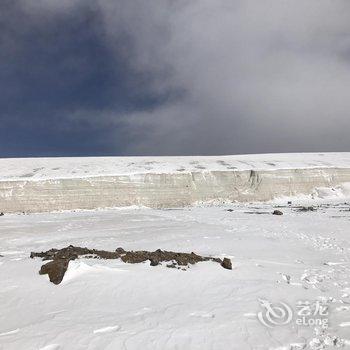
[
  {"xmin": 0, "ymin": 0, "xmax": 178, "ymax": 156},
  {"xmin": 0, "ymin": 0, "xmax": 350, "ymax": 157}
]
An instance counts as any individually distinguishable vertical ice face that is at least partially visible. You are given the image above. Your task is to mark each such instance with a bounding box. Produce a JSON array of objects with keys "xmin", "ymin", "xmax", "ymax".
[{"xmin": 0, "ymin": 155, "xmax": 350, "ymax": 212}]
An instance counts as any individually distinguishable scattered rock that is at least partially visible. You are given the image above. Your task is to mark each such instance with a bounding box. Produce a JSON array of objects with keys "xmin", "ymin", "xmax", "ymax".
[
  {"xmin": 0, "ymin": 212, "xmax": 4, "ymax": 216},
  {"xmin": 221, "ymin": 258, "xmax": 232, "ymax": 270},
  {"xmin": 39, "ymin": 259, "xmax": 69, "ymax": 284},
  {"xmin": 149, "ymin": 258, "xmax": 159, "ymax": 266},
  {"xmin": 30, "ymin": 245, "xmax": 120, "ymax": 261},
  {"xmin": 166, "ymin": 262, "xmax": 178, "ymax": 269},
  {"xmin": 297, "ymin": 206, "xmax": 316, "ymax": 212},
  {"xmin": 245, "ymin": 211, "xmax": 270, "ymax": 215},
  {"xmin": 281, "ymin": 273, "xmax": 291, "ymax": 284},
  {"xmin": 31, "ymin": 245, "xmax": 232, "ymax": 284},
  {"xmin": 115, "ymin": 247, "xmax": 126, "ymax": 254},
  {"xmin": 226, "ymin": 209, "xmax": 234, "ymax": 212},
  {"xmin": 272, "ymin": 210, "xmax": 283, "ymax": 215}
]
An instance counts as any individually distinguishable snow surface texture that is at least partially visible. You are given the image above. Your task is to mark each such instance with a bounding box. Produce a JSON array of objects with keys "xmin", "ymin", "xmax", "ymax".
[
  {"xmin": 1, "ymin": 198, "xmax": 350, "ymax": 349},
  {"xmin": 1, "ymin": 153, "xmax": 350, "ymax": 213},
  {"xmin": 1, "ymin": 153, "xmax": 350, "ymax": 180}
]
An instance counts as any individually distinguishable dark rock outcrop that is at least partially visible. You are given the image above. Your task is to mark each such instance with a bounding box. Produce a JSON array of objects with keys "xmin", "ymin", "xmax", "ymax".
[{"xmin": 31, "ymin": 245, "xmax": 232, "ymax": 284}]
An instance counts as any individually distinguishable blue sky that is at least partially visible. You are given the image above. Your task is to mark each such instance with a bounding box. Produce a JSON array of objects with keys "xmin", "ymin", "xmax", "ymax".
[{"xmin": 1, "ymin": 0, "xmax": 349, "ymax": 157}]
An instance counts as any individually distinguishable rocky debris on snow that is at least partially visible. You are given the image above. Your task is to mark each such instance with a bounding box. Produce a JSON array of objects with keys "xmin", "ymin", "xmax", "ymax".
[
  {"xmin": 39, "ymin": 259, "xmax": 69, "ymax": 285},
  {"xmin": 280, "ymin": 273, "xmax": 291, "ymax": 284},
  {"xmin": 221, "ymin": 258, "xmax": 232, "ymax": 270},
  {"xmin": 0, "ymin": 212, "xmax": 4, "ymax": 216},
  {"xmin": 296, "ymin": 206, "xmax": 316, "ymax": 212},
  {"xmin": 31, "ymin": 245, "xmax": 232, "ymax": 284},
  {"xmin": 226, "ymin": 209, "xmax": 234, "ymax": 212},
  {"xmin": 272, "ymin": 210, "xmax": 283, "ymax": 215},
  {"xmin": 245, "ymin": 211, "xmax": 271, "ymax": 215}
]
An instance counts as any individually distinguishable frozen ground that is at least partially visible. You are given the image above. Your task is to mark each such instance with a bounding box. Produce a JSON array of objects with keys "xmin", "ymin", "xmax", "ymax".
[{"xmin": 1, "ymin": 199, "xmax": 350, "ymax": 349}]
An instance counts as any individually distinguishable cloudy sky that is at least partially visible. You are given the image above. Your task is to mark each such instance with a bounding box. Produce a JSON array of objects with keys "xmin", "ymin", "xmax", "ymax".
[{"xmin": 1, "ymin": 0, "xmax": 349, "ymax": 157}]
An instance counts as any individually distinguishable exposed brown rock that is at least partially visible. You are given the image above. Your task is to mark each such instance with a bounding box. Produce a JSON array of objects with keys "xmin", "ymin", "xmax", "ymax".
[
  {"xmin": 221, "ymin": 257, "xmax": 232, "ymax": 270},
  {"xmin": 39, "ymin": 259, "xmax": 69, "ymax": 285},
  {"xmin": 296, "ymin": 206, "xmax": 316, "ymax": 212},
  {"xmin": 272, "ymin": 210, "xmax": 283, "ymax": 215},
  {"xmin": 31, "ymin": 245, "xmax": 232, "ymax": 284}
]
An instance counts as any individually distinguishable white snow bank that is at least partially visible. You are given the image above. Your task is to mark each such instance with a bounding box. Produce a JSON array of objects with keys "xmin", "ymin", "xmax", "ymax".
[
  {"xmin": 0, "ymin": 152, "xmax": 349, "ymax": 181},
  {"xmin": 271, "ymin": 182, "xmax": 350, "ymax": 205},
  {"xmin": 62, "ymin": 260, "xmax": 128, "ymax": 284}
]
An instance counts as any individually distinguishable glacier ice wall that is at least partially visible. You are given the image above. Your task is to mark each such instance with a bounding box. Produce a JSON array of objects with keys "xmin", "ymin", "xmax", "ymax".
[{"xmin": 1, "ymin": 167, "xmax": 350, "ymax": 212}]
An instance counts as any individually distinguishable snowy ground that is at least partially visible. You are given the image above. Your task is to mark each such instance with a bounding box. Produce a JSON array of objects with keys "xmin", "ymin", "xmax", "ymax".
[
  {"xmin": 1, "ymin": 152, "xmax": 350, "ymax": 181},
  {"xmin": 1, "ymin": 199, "xmax": 350, "ymax": 349}
]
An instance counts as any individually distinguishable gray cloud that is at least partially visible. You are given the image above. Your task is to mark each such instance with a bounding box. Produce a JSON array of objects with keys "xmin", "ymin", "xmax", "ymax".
[{"xmin": 1, "ymin": 0, "xmax": 350, "ymax": 156}]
